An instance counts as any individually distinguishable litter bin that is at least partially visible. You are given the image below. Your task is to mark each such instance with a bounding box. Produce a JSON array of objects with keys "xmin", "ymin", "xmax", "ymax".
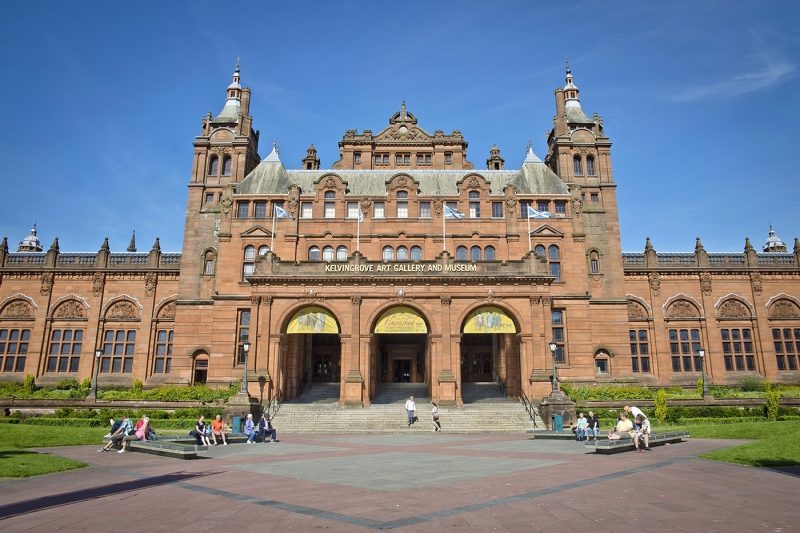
[
  {"xmin": 230, "ymin": 416, "xmax": 242, "ymax": 435},
  {"xmin": 551, "ymin": 415, "xmax": 563, "ymax": 432}
]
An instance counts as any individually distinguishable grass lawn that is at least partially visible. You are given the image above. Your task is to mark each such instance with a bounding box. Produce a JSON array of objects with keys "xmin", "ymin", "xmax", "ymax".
[
  {"xmin": 658, "ymin": 420, "xmax": 800, "ymax": 467},
  {"xmin": 0, "ymin": 424, "xmax": 106, "ymax": 478}
]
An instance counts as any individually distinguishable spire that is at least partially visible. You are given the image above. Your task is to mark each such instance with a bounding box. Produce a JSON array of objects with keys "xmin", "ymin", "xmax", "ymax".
[
  {"xmin": 523, "ymin": 142, "xmax": 543, "ymax": 163},
  {"xmin": 694, "ymin": 237, "xmax": 705, "ymax": 253},
  {"xmin": 644, "ymin": 237, "xmax": 654, "ymax": 253},
  {"xmin": 151, "ymin": 237, "xmax": 161, "ymax": 253},
  {"xmin": 127, "ymin": 230, "xmax": 137, "ymax": 253},
  {"xmin": 265, "ymin": 140, "xmax": 281, "ymax": 163},
  {"xmin": 212, "ymin": 60, "xmax": 242, "ymax": 123},
  {"xmin": 49, "ymin": 237, "xmax": 59, "ymax": 253},
  {"xmin": 101, "ymin": 237, "xmax": 110, "ymax": 252},
  {"xmin": 564, "ymin": 62, "xmax": 581, "ymax": 109}
]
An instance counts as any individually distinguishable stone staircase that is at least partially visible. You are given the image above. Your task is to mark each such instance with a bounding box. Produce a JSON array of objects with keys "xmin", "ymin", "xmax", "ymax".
[{"xmin": 273, "ymin": 382, "xmax": 541, "ymax": 433}]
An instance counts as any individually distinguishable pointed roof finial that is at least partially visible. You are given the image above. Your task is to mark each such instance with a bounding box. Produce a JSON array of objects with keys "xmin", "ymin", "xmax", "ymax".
[
  {"xmin": 235, "ymin": 57, "xmax": 240, "ymax": 73},
  {"xmin": 127, "ymin": 230, "xmax": 137, "ymax": 253},
  {"xmin": 400, "ymin": 99, "xmax": 407, "ymax": 119},
  {"xmin": 566, "ymin": 59, "xmax": 571, "ymax": 75},
  {"xmin": 151, "ymin": 237, "xmax": 161, "ymax": 253},
  {"xmin": 524, "ymin": 142, "xmax": 542, "ymax": 163},
  {"xmin": 644, "ymin": 237, "xmax": 654, "ymax": 253},
  {"xmin": 695, "ymin": 237, "xmax": 705, "ymax": 253},
  {"xmin": 100, "ymin": 237, "xmax": 110, "ymax": 252},
  {"xmin": 265, "ymin": 140, "xmax": 282, "ymax": 162},
  {"xmin": 49, "ymin": 237, "xmax": 59, "ymax": 253}
]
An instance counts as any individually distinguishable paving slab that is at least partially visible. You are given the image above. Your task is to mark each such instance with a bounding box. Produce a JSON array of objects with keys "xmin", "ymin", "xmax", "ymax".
[{"xmin": 0, "ymin": 434, "xmax": 796, "ymax": 532}]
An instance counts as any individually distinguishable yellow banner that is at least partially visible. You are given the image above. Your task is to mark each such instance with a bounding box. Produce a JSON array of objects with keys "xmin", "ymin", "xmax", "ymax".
[
  {"xmin": 463, "ymin": 306, "xmax": 516, "ymax": 334},
  {"xmin": 374, "ymin": 306, "xmax": 427, "ymax": 334},
  {"xmin": 287, "ymin": 306, "xmax": 339, "ymax": 334}
]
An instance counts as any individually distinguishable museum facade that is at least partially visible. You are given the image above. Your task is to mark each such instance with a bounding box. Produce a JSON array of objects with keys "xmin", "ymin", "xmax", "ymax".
[{"xmin": 1, "ymin": 65, "xmax": 798, "ymax": 405}]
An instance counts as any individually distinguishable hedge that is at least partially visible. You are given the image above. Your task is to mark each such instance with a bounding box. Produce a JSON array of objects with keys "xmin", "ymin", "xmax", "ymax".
[{"xmin": 14, "ymin": 417, "xmax": 200, "ymax": 429}]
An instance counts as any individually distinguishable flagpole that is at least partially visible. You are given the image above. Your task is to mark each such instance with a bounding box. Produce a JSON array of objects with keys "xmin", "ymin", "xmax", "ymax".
[
  {"xmin": 442, "ymin": 205, "xmax": 446, "ymax": 253},
  {"xmin": 270, "ymin": 208, "xmax": 276, "ymax": 250},
  {"xmin": 356, "ymin": 212, "xmax": 361, "ymax": 253},
  {"xmin": 527, "ymin": 209, "xmax": 532, "ymax": 253}
]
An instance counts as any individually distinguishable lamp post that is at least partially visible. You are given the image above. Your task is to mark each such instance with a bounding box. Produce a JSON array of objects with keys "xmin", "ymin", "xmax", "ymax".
[
  {"xmin": 91, "ymin": 349, "xmax": 102, "ymax": 399},
  {"xmin": 240, "ymin": 341, "xmax": 251, "ymax": 395},
  {"xmin": 698, "ymin": 348, "xmax": 708, "ymax": 399},
  {"xmin": 548, "ymin": 341, "xmax": 559, "ymax": 391}
]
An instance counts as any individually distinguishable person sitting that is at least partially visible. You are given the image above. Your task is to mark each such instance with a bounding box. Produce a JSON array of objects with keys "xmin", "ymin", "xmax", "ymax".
[
  {"xmin": 104, "ymin": 418, "xmax": 122, "ymax": 439},
  {"xmin": 258, "ymin": 413, "xmax": 277, "ymax": 443},
  {"xmin": 244, "ymin": 413, "xmax": 257, "ymax": 443},
  {"xmin": 575, "ymin": 412, "xmax": 588, "ymax": 441},
  {"xmin": 633, "ymin": 414, "xmax": 652, "ymax": 452},
  {"xmin": 99, "ymin": 416, "xmax": 132, "ymax": 452},
  {"xmin": 195, "ymin": 415, "xmax": 212, "ymax": 446},
  {"xmin": 210, "ymin": 414, "xmax": 228, "ymax": 445},
  {"xmin": 586, "ymin": 411, "xmax": 600, "ymax": 440},
  {"xmin": 607, "ymin": 413, "xmax": 634, "ymax": 440},
  {"xmin": 119, "ymin": 416, "xmax": 149, "ymax": 454}
]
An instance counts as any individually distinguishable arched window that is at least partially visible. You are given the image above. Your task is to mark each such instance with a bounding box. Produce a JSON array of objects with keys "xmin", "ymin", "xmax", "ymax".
[
  {"xmin": 549, "ymin": 245, "xmax": 561, "ymax": 281},
  {"xmin": 485, "ymin": 246, "xmax": 496, "ymax": 260},
  {"xmin": 594, "ymin": 351, "xmax": 609, "ymax": 374},
  {"xmin": 589, "ymin": 250, "xmax": 600, "ymax": 274},
  {"xmin": 573, "ymin": 156, "xmax": 582, "ymax": 176},
  {"xmin": 456, "ymin": 246, "xmax": 468, "ymax": 260},
  {"xmin": 308, "ymin": 246, "xmax": 321, "ymax": 261},
  {"xmin": 208, "ymin": 155, "xmax": 219, "ymax": 176},
  {"xmin": 396, "ymin": 191, "xmax": 408, "ymax": 218},
  {"xmin": 382, "ymin": 246, "xmax": 394, "ymax": 261},
  {"xmin": 203, "ymin": 250, "xmax": 216, "ymax": 275},
  {"xmin": 469, "ymin": 191, "xmax": 480, "ymax": 218},
  {"xmin": 222, "ymin": 155, "xmax": 232, "ymax": 176},
  {"xmin": 411, "ymin": 246, "xmax": 422, "ymax": 261},
  {"xmin": 396, "ymin": 246, "xmax": 408, "ymax": 261},
  {"xmin": 534, "ymin": 244, "xmax": 546, "ymax": 257},
  {"xmin": 586, "ymin": 156, "xmax": 596, "ymax": 176},
  {"xmin": 470, "ymin": 246, "xmax": 481, "ymax": 261},
  {"xmin": 336, "ymin": 246, "xmax": 348, "ymax": 261},
  {"xmin": 322, "ymin": 246, "xmax": 334, "ymax": 262},
  {"xmin": 324, "ymin": 191, "xmax": 336, "ymax": 218},
  {"xmin": 258, "ymin": 245, "xmax": 270, "ymax": 257},
  {"xmin": 242, "ymin": 245, "xmax": 256, "ymax": 278}
]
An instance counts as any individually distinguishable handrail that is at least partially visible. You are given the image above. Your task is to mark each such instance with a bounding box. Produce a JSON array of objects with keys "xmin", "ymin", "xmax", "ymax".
[
  {"xmin": 267, "ymin": 389, "xmax": 282, "ymax": 418},
  {"xmin": 297, "ymin": 371, "xmax": 309, "ymax": 398},
  {"xmin": 520, "ymin": 389, "xmax": 539, "ymax": 428},
  {"xmin": 494, "ymin": 370, "xmax": 507, "ymax": 396}
]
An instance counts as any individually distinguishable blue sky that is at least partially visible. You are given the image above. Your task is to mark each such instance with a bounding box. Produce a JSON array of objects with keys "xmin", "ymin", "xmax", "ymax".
[{"xmin": 1, "ymin": 1, "xmax": 798, "ymax": 254}]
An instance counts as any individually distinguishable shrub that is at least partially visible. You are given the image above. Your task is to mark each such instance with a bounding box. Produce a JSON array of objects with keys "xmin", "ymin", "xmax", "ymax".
[
  {"xmin": 53, "ymin": 378, "xmax": 81, "ymax": 390},
  {"xmin": 22, "ymin": 374, "xmax": 36, "ymax": 393},
  {"xmin": 696, "ymin": 378, "xmax": 703, "ymax": 397},
  {"xmin": 132, "ymin": 379, "xmax": 143, "ymax": 393},
  {"xmin": 654, "ymin": 389, "xmax": 668, "ymax": 424},
  {"xmin": 80, "ymin": 377, "xmax": 92, "ymax": 390},
  {"xmin": 766, "ymin": 390, "xmax": 780, "ymax": 421},
  {"xmin": 740, "ymin": 377, "xmax": 766, "ymax": 392}
]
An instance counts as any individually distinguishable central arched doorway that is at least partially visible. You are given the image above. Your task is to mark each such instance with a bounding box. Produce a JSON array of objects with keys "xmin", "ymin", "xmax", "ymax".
[
  {"xmin": 284, "ymin": 306, "xmax": 341, "ymax": 401},
  {"xmin": 370, "ymin": 306, "xmax": 430, "ymax": 401},
  {"xmin": 460, "ymin": 306, "xmax": 521, "ymax": 398}
]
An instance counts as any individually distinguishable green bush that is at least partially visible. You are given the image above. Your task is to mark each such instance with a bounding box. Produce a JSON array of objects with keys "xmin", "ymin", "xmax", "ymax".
[
  {"xmin": 97, "ymin": 383, "xmax": 238, "ymax": 402},
  {"xmin": 21, "ymin": 417, "xmax": 104, "ymax": 427},
  {"xmin": 654, "ymin": 389, "xmax": 668, "ymax": 423},
  {"xmin": 81, "ymin": 377, "xmax": 92, "ymax": 390},
  {"xmin": 132, "ymin": 379, "xmax": 143, "ymax": 393},
  {"xmin": 696, "ymin": 378, "xmax": 704, "ymax": 397},
  {"xmin": 740, "ymin": 377, "xmax": 766, "ymax": 392},
  {"xmin": 22, "ymin": 374, "xmax": 36, "ymax": 393},
  {"xmin": 676, "ymin": 417, "xmax": 767, "ymax": 425},
  {"xmin": 766, "ymin": 390, "xmax": 780, "ymax": 421},
  {"xmin": 53, "ymin": 378, "xmax": 81, "ymax": 390}
]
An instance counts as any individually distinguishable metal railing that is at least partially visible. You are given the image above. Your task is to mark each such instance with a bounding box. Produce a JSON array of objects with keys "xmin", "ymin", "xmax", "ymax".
[
  {"xmin": 267, "ymin": 389, "xmax": 283, "ymax": 418},
  {"xmin": 520, "ymin": 389, "xmax": 539, "ymax": 428},
  {"xmin": 494, "ymin": 370, "xmax": 507, "ymax": 396},
  {"xmin": 297, "ymin": 371, "xmax": 309, "ymax": 398}
]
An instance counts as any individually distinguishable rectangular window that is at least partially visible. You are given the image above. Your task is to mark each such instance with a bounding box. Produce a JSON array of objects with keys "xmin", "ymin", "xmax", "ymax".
[
  {"xmin": 469, "ymin": 201, "xmax": 480, "ymax": 218},
  {"xmin": 444, "ymin": 152, "xmax": 453, "ymax": 165},
  {"xmin": 416, "ymin": 153, "xmax": 431, "ymax": 165},
  {"xmin": 669, "ymin": 328, "xmax": 701, "ymax": 372},
  {"xmin": 419, "ymin": 201, "xmax": 431, "ymax": 218},
  {"xmin": 324, "ymin": 201, "xmax": 336, "ymax": 219},
  {"xmin": 374, "ymin": 153, "xmax": 389, "ymax": 166},
  {"xmin": 236, "ymin": 310, "xmax": 251, "ymax": 365},
  {"xmin": 300, "ymin": 201, "xmax": 313, "ymax": 219},
  {"xmin": 590, "ymin": 193, "xmax": 599, "ymax": 203},
  {"xmin": 253, "ymin": 201, "xmax": 267, "ymax": 219},
  {"xmin": 552, "ymin": 310, "xmax": 566, "ymax": 364},
  {"xmin": 491, "ymin": 202, "xmax": 503, "ymax": 219},
  {"xmin": 153, "ymin": 329, "xmax": 173, "ymax": 373},
  {"xmin": 373, "ymin": 201, "xmax": 385, "ymax": 219},
  {"xmin": 721, "ymin": 328, "xmax": 755, "ymax": 371},
  {"xmin": 236, "ymin": 202, "xmax": 249, "ymax": 218},
  {"xmin": 519, "ymin": 200, "xmax": 531, "ymax": 219},
  {"xmin": 47, "ymin": 329, "xmax": 83, "ymax": 373},
  {"xmin": 353, "ymin": 152, "xmax": 361, "ymax": 165},
  {"xmin": 537, "ymin": 200, "xmax": 550, "ymax": 212},
  {"xmin": 205, "ymin": 193, "xmax": 214, "ymax": 205},
  {"xmin": 395, "ymin": 153, "xmax": 410, "ymax": 165},
  {"xmin": 347, "ymin": 202, "xmax": 359, "ymax": 219},
  {"xmin": 773, "ymin": 327, "xmax": 800, "ymax": 371},
  {"xmin": 629, "ymin": 329, "xmax": 650, "ymax": 373},
  {"xmin": 101, "ymin": 329, "xmax": 136, "ymax": 373},
  {"xmin": 397, "ymin": 201, "xmax": 408, "ymax": 218},
  {"xmin": 554, "ymin": 201, "xmax": 567, "ymax": 216},
  {"xmin": 0, "ymin": 328, "xmax": 30, "ymax": 373}
]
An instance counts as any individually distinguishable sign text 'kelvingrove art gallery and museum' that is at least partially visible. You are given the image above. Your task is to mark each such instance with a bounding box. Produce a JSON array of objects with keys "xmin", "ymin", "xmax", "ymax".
[{"xmin": 0, "ymin": 64, "xmax": 798, "ymax": 406}]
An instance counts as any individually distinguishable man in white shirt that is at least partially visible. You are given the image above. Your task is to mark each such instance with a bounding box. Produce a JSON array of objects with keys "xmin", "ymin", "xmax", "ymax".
[
  {"xmin": 624, "ymin": 405, "xmax": 646, "ymax": 426},
  {"xmin": 404, "ymin": 396, "xmax": 416, "ymax": 427}
]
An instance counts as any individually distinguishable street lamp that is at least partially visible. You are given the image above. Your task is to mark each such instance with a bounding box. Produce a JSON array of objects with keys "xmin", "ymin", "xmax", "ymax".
[
  {"xmin": 91, "ymin": 349, "xmax": 102, "ymax": 399},
  {"xmin": 698, "ymin": 348, "xmax": 708, "ymax": 399},
  {"xmin": 240, "ymin": 341, "xmax": 251, "ymax": 394},
  {"xmin": 548, "ymin": 341, "xmax": 559, "ymax": 391}
]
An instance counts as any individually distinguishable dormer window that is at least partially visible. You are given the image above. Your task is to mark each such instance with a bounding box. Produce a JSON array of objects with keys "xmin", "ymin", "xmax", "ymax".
[{"xmin": 469, "ymin": 191, "xmax": 480, "ymax": 218}]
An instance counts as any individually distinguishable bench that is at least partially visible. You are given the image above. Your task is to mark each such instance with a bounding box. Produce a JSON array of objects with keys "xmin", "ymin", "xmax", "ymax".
[
  {"xmin": 585, "ymin": 431, "xmax": 689, "ymax": 454},
  {"xmin": 128, "ymin": 440, "xmax": 208, "ymax": 459}
]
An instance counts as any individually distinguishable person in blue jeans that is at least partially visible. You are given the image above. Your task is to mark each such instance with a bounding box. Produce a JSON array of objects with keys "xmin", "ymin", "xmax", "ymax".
[
  {"xmin": 586, "ymin": 411, "xmax": 600, "ymax": 440},
  {"xmin": 244, "ymin": 413, "xmax": 257, "ymax": 443},
  {"xmin": 258, "ymin": 413, "xmax": 277, "ymax": 443},
  {"xmin": 575, "ymin": 412, "xmax": 588, "ymax": 441}
]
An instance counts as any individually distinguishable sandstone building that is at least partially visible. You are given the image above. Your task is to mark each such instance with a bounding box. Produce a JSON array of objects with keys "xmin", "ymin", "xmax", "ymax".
[{"xmin": 1, "ymin": 65, "xmax": 798, "ymax": 405}]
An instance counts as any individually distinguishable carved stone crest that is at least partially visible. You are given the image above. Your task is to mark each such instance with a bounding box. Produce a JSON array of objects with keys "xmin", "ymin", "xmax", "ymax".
[
  {"xmin": 719, "ymin": 299, "xmax": 750, "ymax": 319},
  {"xmin": 769, "ymin": 300, "xmax": 800, "ymax": 319},
  {"xmin": 145, "ymin": 273, "xmax": 157, "ymax": 297},
  {"xmin": 106, "ymin": 301, "xmax": 139, "ymax": 320},
  {"xmin": 750, "ymin": 272, "xmax": 763, "ymax": 295},
  {"xmin": 325, "ymin": 177, "xmax": 336, "ymax": 188},
  {"xmin": 92, "ymin": 272, "xmax": 105, "ymax": 297},
  {"xmin": 468, "ymin": 176, "xmax": 480, "ymax": 189},
  {"xmin": 250, "ymin": 296, "xmax": 262, "ymax": 306},
  {"xmin": 0, "ymin": 300, "xmax": 34, "ymax": 319},
  {"xmin": 440, "ymin": 296, "xmax": 452, "ymax": 305},
  {"xmin": 158, "ymin": 301, "xmax": 176, "ymax": 320},
  {"xmin": 477, "ymin": 289, "xmax": 503, "ymax": 303},
  {"xmin": 666, "ymin": 300, "xmax": 699, "ymax": 319},
  {"xmin": 40, "ymin": 272, "xmax": 54, "ymax": 296},
  {"xmin": 390, "ymin": 289, "xmax": 412, "ymax": 303},
  {"xmin": 351, "ymin": 296, "xmax": 362, "ymax": 305},
  {"xmin": 699, "ymin": 272, "xmax": 712, "ymax": 296},
  {"xmin": 300, "ymin": 289, "xmax": 324, "ymax": 303},
  {"xmin": 53, "ymin": 300, "xmax": 85, "ymax": 319},
  {"xmin": 627, "ymin": 301, "xmax": 648, "ymax": 320},
  {"xmin": 648, "ymin": 272, "xmax": 660, "ymax": 295}
]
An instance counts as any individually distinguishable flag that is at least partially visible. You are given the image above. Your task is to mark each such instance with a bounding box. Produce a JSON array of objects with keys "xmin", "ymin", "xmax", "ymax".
[
  {"xmin": 357, "ymin": 211, "xmax": 364, "ymax": 223},
  {"xmin": 274, "ymin": 205, "xmax": 293, "ymax": 219},
  {"xmin": 527, "ymin": 205, "xmax": 552, "ymax": 219},
  {"xmin": 444, "ymin": 205, "xmax": 466, "ymax": 219}
]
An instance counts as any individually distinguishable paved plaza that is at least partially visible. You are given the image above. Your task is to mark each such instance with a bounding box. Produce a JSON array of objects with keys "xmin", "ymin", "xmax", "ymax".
[{"xmin": 0, "ymin": 434, "xmax": 797, "ymax": 532}]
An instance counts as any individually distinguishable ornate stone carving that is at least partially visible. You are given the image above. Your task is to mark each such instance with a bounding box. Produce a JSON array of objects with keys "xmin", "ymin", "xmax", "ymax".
[
  {"xmin": 40, "ymin": 272, "xmax": 54, "ymax": 296},
  {"xmin": 53, "ymin": 300, "xmax": 85, "ymax": 319},
  {"xmin": 769, "ymin": 300, "xmax": 800, "ymax": 319},
  {"xmin": 145, "ymin": 272, "xmax": 157, "ymax": 297},
  {"xmin": 211, "ymin": 146, "xmax": 229, "ymax": 155},
  {"xmin": 158, "ymin": 301, "xmax": 176, "ymax": 320},
  {"xmin": 263, "ymin": 296, "xmax": 274, "ymax": 306},
  {"xmin": 299, "ymin": 289, "xmax": 324, "ymax": 303},
  {"xmin": 699, "ymin": 272, "xmax": 712, "ymax": 296},
  {"xmin": 220, "ymin": 185, "xmax": 234, "ymax": 214},
  {"xmin": 351, "ymin": 296, "xmax": 362, "ymax": 305},
  {"xmin": 627, "ymin": 301, "xmax": 648, "ymax": 320},
  {"xmin": 396, "ymin": 176, "xmax": 408, "ymax": 188},
  {"xmin": 250, "ymin": 296, "xmax": 261, "ymax": 306},
  {"xmin": 389, "ymin": 289, "xmax": 412, "ymax": 303},
  {"xmin": 440, "ymin": 296, "xmax": 452, "ymax": 305},
  {"xmin": 0, "ymin": 300, "xmax": 34, "ymax": 319},
  {"xmin": 529, "ymin": 296, "xmax": 541, "ymax": 306},
  {"xmin": 750, "ymin": 272, "xmax": 763, "ymax": 295},
  {"xmin": 718, "ymin": 299, "xmax": 750, "ymax": 319},
  {"xmin": 666, "ymin": 300, "xmax": 699, "ymax": 319},
  {"xmin": 106, "ymin": 301, "xmax": 139, "ymax": 320},
  {"xmin": 571, "ymin": 196, "xmax": 583, "ymax": 217},
  {"xmin": 648, "ymin": 272, "xmax": 660, "ymax": 295},
  {"xmin": 477, "ymin": 289, "xmax": 503, "ymax": 303},
  {"xmin": 540, "ymin": 296, "xmax": 552, "ymax": 306},
  {"xmin": 92, "ymin": 272, "xmax": 105, "ymax": 297},
  {"xmin": 467, "ymin": 176, "xmax": 480, "ymax": 189},
  {"xmin": 325, "ymin": 177, "xmax": 336, "ymax": 188},
  {"xmin": 359, "ymin": 198, "xmax": 371, "ymax": 213}
]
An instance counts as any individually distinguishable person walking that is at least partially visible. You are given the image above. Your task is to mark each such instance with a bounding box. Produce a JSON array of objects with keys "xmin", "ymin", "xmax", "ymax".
[
  {"xmin": 404, "ymin": 395, "xmax": 416, "ymax": 427},
  {"xmin": 431, "ymin": 401, "xmax": 441, "ymax": 432}
]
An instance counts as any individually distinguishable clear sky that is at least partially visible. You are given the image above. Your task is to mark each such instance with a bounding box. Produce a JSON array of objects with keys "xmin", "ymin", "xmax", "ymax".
[{"xmin": 1, "ymin": 1, "xmax": 798, "ymax": 255}]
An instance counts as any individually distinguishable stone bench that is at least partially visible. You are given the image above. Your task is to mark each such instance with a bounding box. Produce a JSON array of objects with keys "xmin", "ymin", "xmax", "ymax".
[
  {"xmin": 585, "ymin": 431, "xmax": 689, "ymax": 454},
  {"xmin": 128, "ymin": 440, "xmax": 208, "ymax": 459}
]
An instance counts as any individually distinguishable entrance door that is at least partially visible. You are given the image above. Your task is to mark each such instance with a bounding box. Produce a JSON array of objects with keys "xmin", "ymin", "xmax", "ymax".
[
  {"xmin": 310, "ymin": 334, "xmax": 340, "ymax": 383},
  {"xmin": 393, "ymin": 359, "xmax": 412, "ymax": 382},
  {"xmin": 193, "ymin": 358, "xmax": 208, "ymax": 385},
  {"xmin": 460, "ymin": 334, "xmax": 494, "ymax": 382}
]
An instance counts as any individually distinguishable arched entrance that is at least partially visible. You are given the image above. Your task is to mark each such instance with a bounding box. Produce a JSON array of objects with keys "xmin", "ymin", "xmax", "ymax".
[
  {"xmin": 283, "ymin": 306, "xmax": 341, "ymax": 400},
  {"xmin": 370, "ymin": 306, "xmax": 430, "ymax": 399},
  {"xmin": 460, "ymin": 306, "xmax": 521, "ymax": 397}
]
